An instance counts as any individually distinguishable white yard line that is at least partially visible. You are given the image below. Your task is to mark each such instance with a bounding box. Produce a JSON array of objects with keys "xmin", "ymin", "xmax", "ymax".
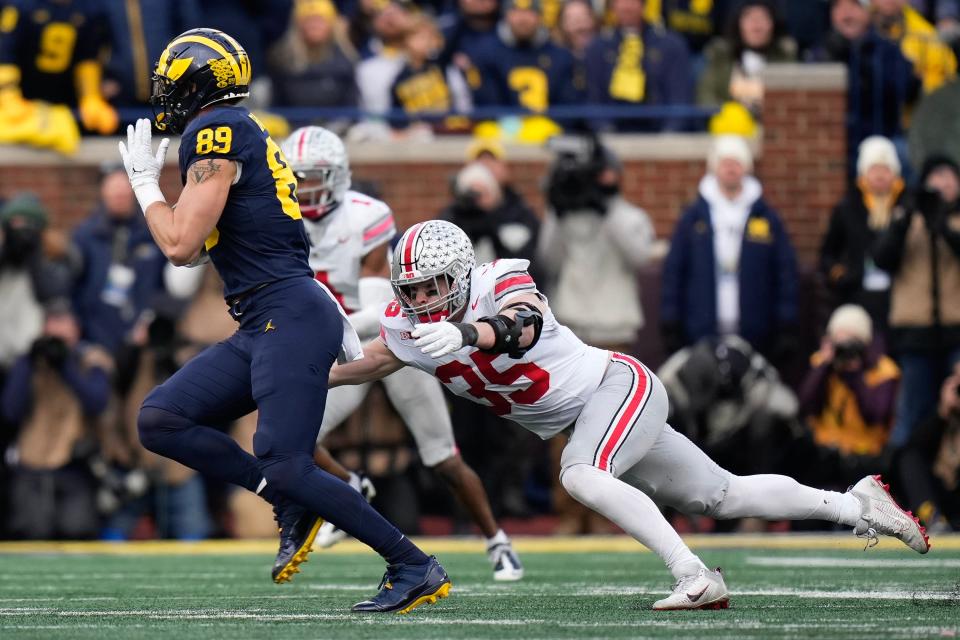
[
  {"xmin": 746, "ymin": 556, "xmax": 960, "ymax": 568},
  {"xmin": 0, "ymin": 572, "xmax": 241, "ymax": 581},
  {"xmin": 31, "ymin": 609, "xmax": 539, "ymax": 625}
]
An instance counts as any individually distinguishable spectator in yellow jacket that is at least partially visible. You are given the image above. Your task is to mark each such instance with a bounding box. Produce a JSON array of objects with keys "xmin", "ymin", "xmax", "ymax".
[{"xmin": 872, "ymin": 0, "xmax": 957, "ymax": 92}]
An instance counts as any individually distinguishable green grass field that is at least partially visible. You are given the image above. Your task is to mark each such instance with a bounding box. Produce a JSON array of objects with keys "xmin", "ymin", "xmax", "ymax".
[{"xmin": 0, "ymin": 535, "xmax": 958, "ymax": 639}]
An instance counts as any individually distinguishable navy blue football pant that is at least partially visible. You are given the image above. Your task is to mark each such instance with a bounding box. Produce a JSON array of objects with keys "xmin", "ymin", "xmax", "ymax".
[{"xmin": 138, "ymin": 277, "xmax": 420, "ymax": 563}]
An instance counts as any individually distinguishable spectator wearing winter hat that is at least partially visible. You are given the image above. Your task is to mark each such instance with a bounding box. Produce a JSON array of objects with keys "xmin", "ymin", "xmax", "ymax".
[
  {"xmin": 1, "ymin": 301, "xmax": 111, "ymax": 540},
  {"xmin": 661, "ymin": 135, "xmax": 799, "ymax": 367},
  {"xmin": 820, "ymin": 135, "xmax": 908, "ymax": 335},
  {"xmin": 874, "ymin": 152, "xmax": 960, "ymax": 448},
  {"xmin": 798, "ymin": 304, "xmax": 900, "ymax": 490},
  {"xmin": 268, "ymin": 0, "xmax": 359, "ymax": 113}
]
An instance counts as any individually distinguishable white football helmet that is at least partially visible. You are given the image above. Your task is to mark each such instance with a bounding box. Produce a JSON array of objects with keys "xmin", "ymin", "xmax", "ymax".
[
  {"xmin": 281, "ymin": 126, "xmax": 351, "ymax": 220},
  {"xmin": 391, "ymin": 220, "xmax": 476, "ymax": 324}
]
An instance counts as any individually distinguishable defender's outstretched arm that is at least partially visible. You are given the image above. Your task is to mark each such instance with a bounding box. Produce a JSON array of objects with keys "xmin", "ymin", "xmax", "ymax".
[{"xmin": 329, "ymin": 338, "xmax": 405, "ymax": 387}]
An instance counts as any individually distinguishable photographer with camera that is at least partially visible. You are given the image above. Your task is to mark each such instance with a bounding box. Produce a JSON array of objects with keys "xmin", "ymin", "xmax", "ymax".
[
  {"xmin": 798, "ymin": 304, "xmax": 900, "ymax": 490},
  {"xmin": 536, "ymin": 132, "xmax": 655, "ymax": 534},
  {"xmin": 874, "ymin": 153, "xmax": 960, "ymax": 449},
  {"xmin": 1, "ymin": 301, "xmax": 112, "ymax": 539},
  {"xmin": 537, "ymin": 133, "xmax": 655, "ymax": 351},
  {"xmin": 441, "ymin": 143, "xmax": 541, "ymax": 269},
  {"xmin": 0, "ymin": 194, "xmax": 76, "ymax": 372}
]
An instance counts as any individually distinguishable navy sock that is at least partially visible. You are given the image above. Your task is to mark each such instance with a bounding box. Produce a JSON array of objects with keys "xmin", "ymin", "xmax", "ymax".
[
  {"xmin": 260, "ymin": 454, "xmax": 429, "ymax": 565},
  {"xmin": 138, "ymin": 406, "xmax": 264, "ymax": 493},
  {"xmin": 378, "ymin": 534, "xmax": 430, "ymax": 566}
]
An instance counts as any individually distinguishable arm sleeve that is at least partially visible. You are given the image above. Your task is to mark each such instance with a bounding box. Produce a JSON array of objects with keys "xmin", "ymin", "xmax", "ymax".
[{"xmin": 1, "ymin": 355, "xmax": 33, "ymax": 425}]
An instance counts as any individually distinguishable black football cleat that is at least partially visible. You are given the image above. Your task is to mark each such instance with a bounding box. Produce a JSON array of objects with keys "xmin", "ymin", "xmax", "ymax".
[
  {"xmin": 271, "ymin": 501, "xmax": 324, "ymax": 584},
  {"xmin": 351, "ymin": 555, "xmax": 452, "ymax": 614}
]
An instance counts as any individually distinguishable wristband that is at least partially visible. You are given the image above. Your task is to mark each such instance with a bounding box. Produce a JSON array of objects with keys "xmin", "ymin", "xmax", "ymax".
[
  {"xmin": 452, "ymin": 322, "xmax": 479, "ymax": 347},
  {"xmin": 133, "ymin": 183, "xmax": 166, "ymax": 214}
]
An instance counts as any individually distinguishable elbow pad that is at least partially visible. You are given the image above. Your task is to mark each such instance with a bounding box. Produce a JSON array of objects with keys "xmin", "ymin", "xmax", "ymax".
[{"xmin": 477, "ymin": 303, "xmax": 544, "ymax": 359}]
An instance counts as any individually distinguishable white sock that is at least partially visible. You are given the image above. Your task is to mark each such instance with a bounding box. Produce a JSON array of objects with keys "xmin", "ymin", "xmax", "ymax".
[
  {"xmin": 715, "ymin": 475, "xmax": 862, "ymax": 527},
  {"xmin": 562, "ymin": 464, "xmax": 706, "ymax": 580},
  {"xmin": 486, "ymin": 529, "xmax": 509, "ymax": 548}
]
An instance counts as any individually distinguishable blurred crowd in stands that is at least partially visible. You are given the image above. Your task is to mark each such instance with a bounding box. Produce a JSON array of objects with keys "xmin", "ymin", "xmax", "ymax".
[
  {"xmin": 2, "ymin": 0, "xmax": 960, "ymax": 540},
  {"xmin": 0, "ymin": 0, "xmax": 959, "ymax": 148}
]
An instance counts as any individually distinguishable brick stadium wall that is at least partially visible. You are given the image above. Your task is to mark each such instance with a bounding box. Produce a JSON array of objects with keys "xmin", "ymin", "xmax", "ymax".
[{"xmin": 0, "ymin": 64, "xmax": 846, "ymax": 266}]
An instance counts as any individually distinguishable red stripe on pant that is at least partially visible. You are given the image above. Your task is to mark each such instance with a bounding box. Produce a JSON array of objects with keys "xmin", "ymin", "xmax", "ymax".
[{"xmin": 596, "ymin": 353, "xmax": 649, "ymax": 472}]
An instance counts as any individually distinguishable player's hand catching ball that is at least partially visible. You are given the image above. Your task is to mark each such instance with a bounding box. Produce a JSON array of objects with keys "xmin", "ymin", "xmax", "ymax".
[{"xmin": 413, "ymin": 322, "xmax": 477, "ymax": 358}]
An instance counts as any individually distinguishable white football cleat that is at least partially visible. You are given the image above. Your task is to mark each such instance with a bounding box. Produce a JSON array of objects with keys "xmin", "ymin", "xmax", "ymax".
[
  {"xmin": 487, "ymin": 540, "xmax": 524, "ymax": 581},
  {"xmin": 849, "ymin": 474, "xmax": 930, "ymax": 553},
  {"xmin": 652, "ymin": 567, "xmax": 729, "ymax": 611},
  {"xmin": 313, "ymin": 472, "xmax": 377, "ymax": 550}
]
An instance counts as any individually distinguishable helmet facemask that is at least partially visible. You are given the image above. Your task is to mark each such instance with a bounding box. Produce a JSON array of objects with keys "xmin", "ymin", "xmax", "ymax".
[
  {"xmin": 294, "ymin": 166, "xmax": 349, "ymax": 220},
  {"xmin": 150, "ymin": 73, "xmax": 193, "ymax": 134},
  {"xmin": 393, "ymin": 267, "xmax": 470, "ymax": 325}
]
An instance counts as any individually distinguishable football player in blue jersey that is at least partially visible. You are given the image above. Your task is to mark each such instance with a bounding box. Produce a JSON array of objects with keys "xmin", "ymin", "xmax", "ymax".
[{"xmin": 118, "ymin": 28, "xmax": 450, "ymax": 614}]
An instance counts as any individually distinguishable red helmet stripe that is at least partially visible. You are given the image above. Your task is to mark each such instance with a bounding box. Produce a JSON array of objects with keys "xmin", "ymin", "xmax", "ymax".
[
  {"xmin": 296, "ymin": 128, "xmax": 309, "ymax": 164},
  {"xmin": 402, "ymin": 223, "xmax": 423, "ymax": 275}
]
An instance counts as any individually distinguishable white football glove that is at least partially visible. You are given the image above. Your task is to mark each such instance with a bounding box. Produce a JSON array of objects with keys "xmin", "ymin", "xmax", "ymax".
[
  {"xmin": 118, "ymin": 118, "xmax": 169, "ymax": 212},
  {"xmin": 413, "ymin": 322, "xmax": 469, "ymax": 358}
]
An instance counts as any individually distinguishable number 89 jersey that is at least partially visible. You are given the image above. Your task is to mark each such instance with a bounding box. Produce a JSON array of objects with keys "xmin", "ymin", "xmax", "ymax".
[
  {"xmin": 179, "ymin": 105, "xmax": 312, "ymax": 299},
  {"xmin": 379, "ymin": 259, "xmax": 611, "ymax": 439}
]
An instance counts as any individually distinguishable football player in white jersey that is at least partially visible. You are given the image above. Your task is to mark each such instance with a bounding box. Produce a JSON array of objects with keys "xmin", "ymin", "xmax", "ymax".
[
  {"xmin": 329, "ymin": 219, "xmax": 931, "ymax": 611},
  {"xmin": 281, "ymin": 127, "xmax": 523, "ymax": 581}
]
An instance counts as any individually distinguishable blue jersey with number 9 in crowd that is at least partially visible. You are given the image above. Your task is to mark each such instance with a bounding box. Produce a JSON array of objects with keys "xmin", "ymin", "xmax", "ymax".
[{"xmin": 178, "ymin": 104, "xmax": 312, "ymax": 299}]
